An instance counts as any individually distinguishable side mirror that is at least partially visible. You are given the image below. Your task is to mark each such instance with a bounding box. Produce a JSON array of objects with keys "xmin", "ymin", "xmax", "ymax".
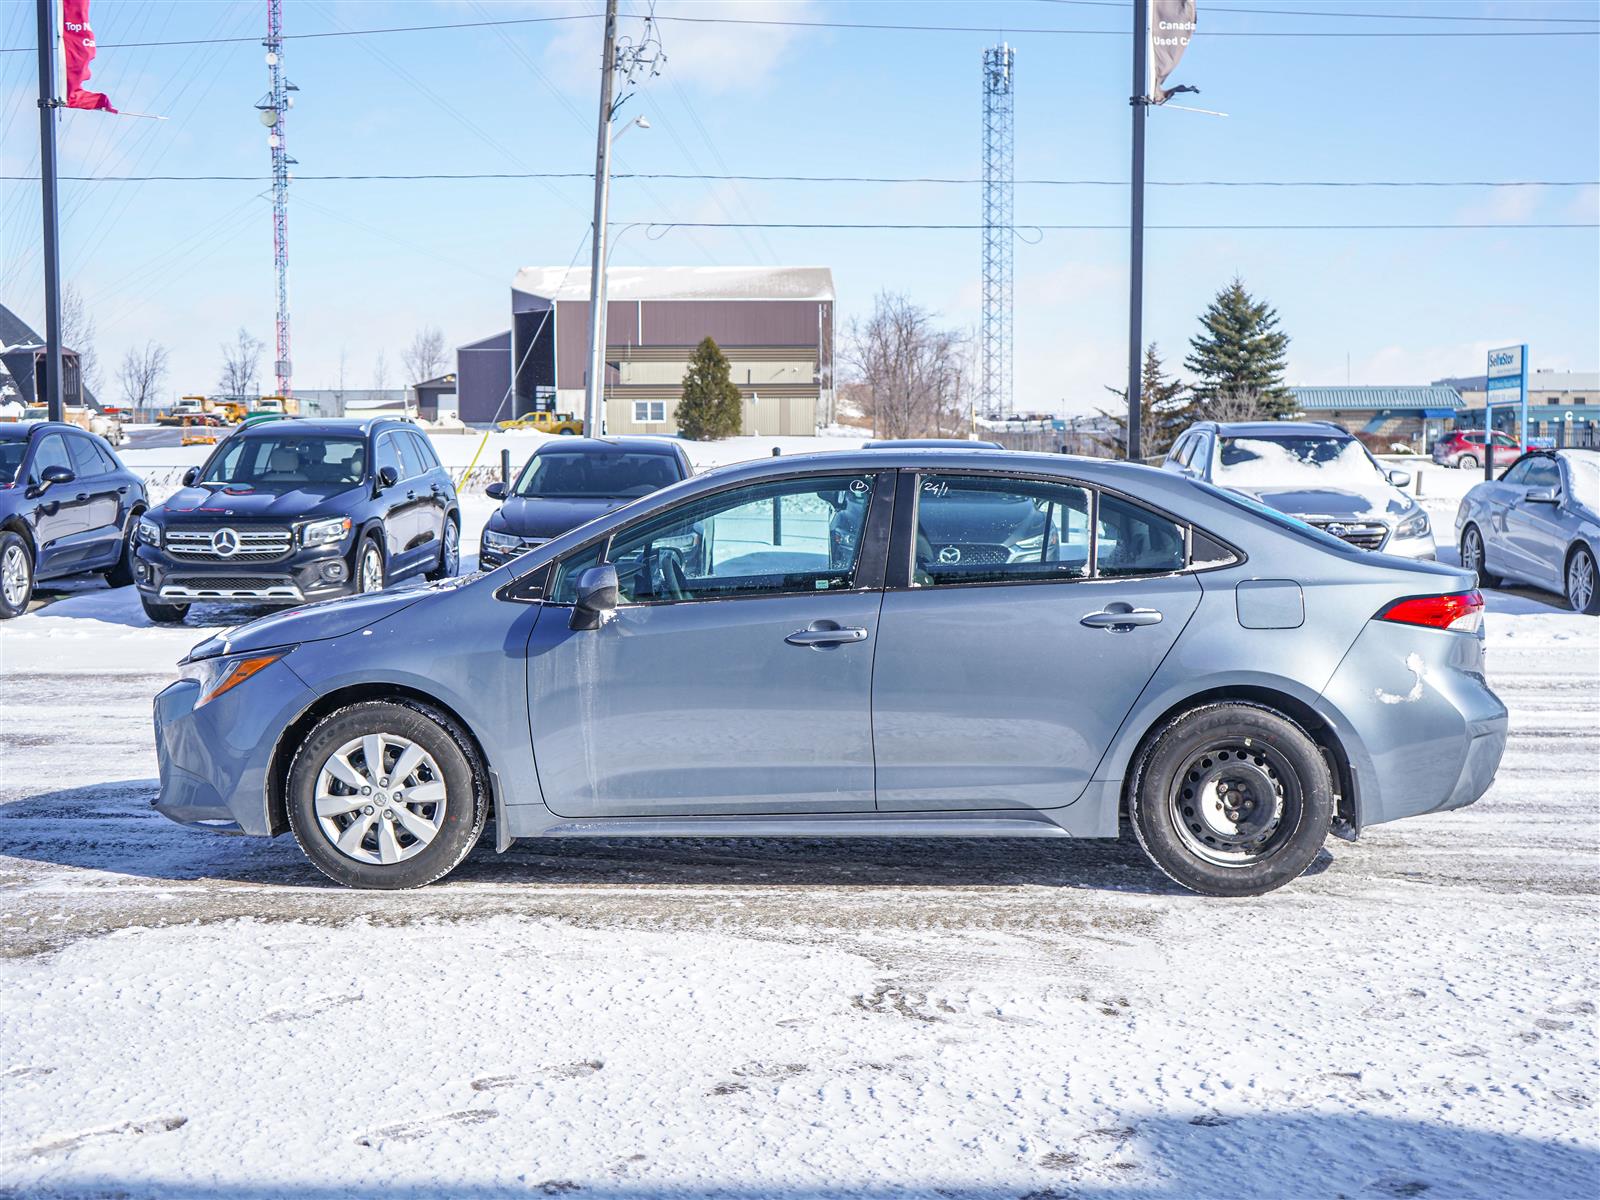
[
  {"xmin": 486, "ymin": 481, "xmax": 507, "ymax": 500},
  {"xmin": 569, "ymin": 563, "xmax": 619, "ymax": 631},
  {"xmin": 377, "ymin": 465, "xmax": 399, "ymax": 489},
  {"xmin": 1525, "ymin": 487, "xmax": 1560, "ymax": 505},
  {"xmin": 1386, "ymin": 468, "xmax": 1412, "ymax": 489},
  {"xmin": 38, "ymin": 464, "xmax": 75, "ymax": 489},
  {"xmin": 181, "ymin": 467, "xmax": 199, "ymax": 487}
]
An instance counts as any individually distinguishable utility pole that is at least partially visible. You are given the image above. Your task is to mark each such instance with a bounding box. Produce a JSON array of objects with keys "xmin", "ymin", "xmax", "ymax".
[
  {"xmin": 583, "ymin": 0, "xmax": 620, "ymax": 438},
  {"xmin": 35, "ymin": 0, "xmax": 63, "ymax": 422},
  {"xmin": 1126, "ymin": 0, "xmax": 1150, "ymax": 462},
  {"xmin": 260, "ymin": 0, "xmax": 296, "ymax": 400}
]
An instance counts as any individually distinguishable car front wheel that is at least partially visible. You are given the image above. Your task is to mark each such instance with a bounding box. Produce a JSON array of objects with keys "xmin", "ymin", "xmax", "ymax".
[
  {"xmin": 1460, "ymin": 524, "xmax": 1502, "ymax": 588},
  {"xmin": 356, "ymin": 537, "xmax": 386, "ymax": 593},
  {"xmin": 0, "ymin": 532, "xmax": 34, "ymax": 619},
  {"xmin": 1567, "ymin": 546, "xmax": 1600, "ymax": 615},
  {"xmin": 140, "ymin": 594, "xmax": 190, "ymax": 623},
  {"xmin": 285, "ymin": 700, "xmax": 486, "ymax": 889},
  {"xmin": 1129, "ymin": 703, "xmax": 1335, "ymax": 897}
]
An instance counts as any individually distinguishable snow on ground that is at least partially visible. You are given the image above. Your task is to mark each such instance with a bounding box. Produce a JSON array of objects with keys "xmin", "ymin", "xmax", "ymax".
[{"xmin": 0, "ymin": 452, "xmax": 1597, "ymax": 1199}]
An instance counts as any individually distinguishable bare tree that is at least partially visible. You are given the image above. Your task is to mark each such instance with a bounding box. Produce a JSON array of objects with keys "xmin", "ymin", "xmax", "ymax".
[
  {"xmin": 61, "ymin": 284, "xmax": 98, "ymax": 395},
  {"xmin": 218, "ymin": 328, "xmax": 264, "ymax": 397},
  {"xmin": 402, "ymin": 326, "xmax": 448, "ymax": 384},
  {"xmin": 843, "ymin": 292, "xmax": 972, "ymax": 439},
  {"xmin": 117, "ymin": 342, "xmax": 169, "ymax": 416},
  {"xmin": 372, "ymin": 350, "xmax": 391, "ymax": 395},
  {"xmin": 1199, "ymin": 389, "xmax": 1270, "ymax": 423}
]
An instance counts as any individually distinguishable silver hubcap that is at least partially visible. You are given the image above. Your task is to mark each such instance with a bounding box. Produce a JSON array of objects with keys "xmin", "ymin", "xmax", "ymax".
[
  {"xmin": 1462, "ymin": 530, "xmax": 1482, "ymax": 572},
  {"xmin": 443, "ymin": 523, "xmax": 458, "ymax": 572},
  {"xmin": 360, "ymin": 547, "xmax": 383, "ymax": 593},
  {"xmin": 1168, "ymin": 742, "xmax": 1299, "ymax": 867},
  {"xmin": 1571, "ymin": 552, "xmax": 1595, "ymax": 611},
  {"xmin": 314, "ymin": 733, "xmax": 447, "ymax": 865},
  {"xmin": 1, "ymin": 544, "xmax": 29, "ymax": 608}
]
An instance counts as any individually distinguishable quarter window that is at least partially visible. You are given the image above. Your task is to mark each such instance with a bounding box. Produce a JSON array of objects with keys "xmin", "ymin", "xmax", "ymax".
[
  {"xmin": 912, "ymin": 474, "xmax": 1091, "ymax": 587},
  {"xmin": 1524, "ymin": 458, "xmax": 1561, "ymax": 489},
  {"xmin": 606, "ymin": 473, "xmax": 879, "ymax": 603}
]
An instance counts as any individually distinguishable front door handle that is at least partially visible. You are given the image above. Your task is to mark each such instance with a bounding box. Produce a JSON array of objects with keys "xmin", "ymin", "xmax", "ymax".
[
  {"xmin": 785, "ymin": 624, "xmax": 868, "ymax": 648},
  {"xmin": 1081, "ymin": 606, "xmax": 1163, "ymax": 631}
]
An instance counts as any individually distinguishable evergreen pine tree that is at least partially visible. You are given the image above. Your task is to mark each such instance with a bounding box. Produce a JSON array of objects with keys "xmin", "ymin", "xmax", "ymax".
[
  {"xmin": 1184, "ymin": 277, "xmax": 1294, "ymax": 419},
  {"xmin": 676, "ymin": 337, "xmax": 744, "ymax": 440},
  {"xmin": 1099, "ymin": 343, "xmax": 1189, "ymax": 459}
]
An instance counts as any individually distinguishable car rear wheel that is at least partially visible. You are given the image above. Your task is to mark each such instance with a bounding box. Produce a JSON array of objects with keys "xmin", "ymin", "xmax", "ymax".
[
  {"xmin": 0, "ymin": 532, "xmax": 34, "ymax": 619},
  {"xmin": 1129, "ymin": 703, "xmax": 1334, "ymax": 897},
  {"xmin": 1567, "ymin": 546, "xmax": 1600, "ymax": 616},
  {"xmin": 1458, "ymin": 453, "xmax": 1479, "ymax": 471},
  {"xmin": 285, "ymin": 700, "xmax": 486, "ymax": 889},
  {"xmin": 426, "ymin": 518, "xmax": 460, "ymax": 581},
  {"xmin": 1460, "ymin": 524, "xmax": 1502, "ymax": 588},
  {"xmin": 356, "ymin": 537, "xmax": 386, "ymax": 593},
  {"xmin": 140, "ymin": 594, "xmax": 190, "ymax": 623},
  {"xmin": 104, "ymin": 514, "xmax": 139, "ymax": 588}
]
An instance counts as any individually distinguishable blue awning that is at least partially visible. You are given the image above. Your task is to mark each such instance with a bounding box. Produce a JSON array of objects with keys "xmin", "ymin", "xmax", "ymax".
[{"xmin": 1419, "ymin": 408, "xmax": 1457, "ymax": 418}]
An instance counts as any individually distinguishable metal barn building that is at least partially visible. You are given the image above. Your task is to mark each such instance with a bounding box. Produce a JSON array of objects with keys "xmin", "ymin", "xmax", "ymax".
[{"xmin": 454, "ymin": 266, "xmax": 835, "ymax": 435}]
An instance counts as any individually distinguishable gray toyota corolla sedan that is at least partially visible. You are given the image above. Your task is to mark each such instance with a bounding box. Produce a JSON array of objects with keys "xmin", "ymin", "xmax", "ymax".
[{"xmin": 151, "ymin": 449, "xmax": 1508, "ymax": 897}]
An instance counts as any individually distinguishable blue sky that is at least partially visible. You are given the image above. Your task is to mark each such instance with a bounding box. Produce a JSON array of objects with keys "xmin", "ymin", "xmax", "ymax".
[{"xmin": 1, "ymin": 0, "xmax": 1596, "ymax": 412}]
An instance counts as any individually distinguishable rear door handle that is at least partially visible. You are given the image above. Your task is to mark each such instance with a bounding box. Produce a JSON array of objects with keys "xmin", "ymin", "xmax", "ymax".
[
  {"xmin": 785, "ymin": 625, "xmax": 868, "ymax": 648},
  {"xmin": 1081, "ymin": 607, "xmax": 1163, "ymax": 630}
]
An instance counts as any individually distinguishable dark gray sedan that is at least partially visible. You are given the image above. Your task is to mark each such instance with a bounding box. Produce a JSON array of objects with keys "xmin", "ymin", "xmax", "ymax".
[
  {"xmin": 151, "ymin": 449, "xmax": 1507, "ymax": 897},
  {"xmin": 1456, "ymin": 449, "xmax": 1600, "ymax": 614}
]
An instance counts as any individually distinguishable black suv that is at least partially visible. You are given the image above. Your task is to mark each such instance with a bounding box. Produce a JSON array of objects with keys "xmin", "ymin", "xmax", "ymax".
[
  {"xmin": 134, "ymin": 418, "xmax": 459, "ymax": 623},
  {"xmin": 0, "ymin": 421, "xmax": 149, "ymax": 619}
]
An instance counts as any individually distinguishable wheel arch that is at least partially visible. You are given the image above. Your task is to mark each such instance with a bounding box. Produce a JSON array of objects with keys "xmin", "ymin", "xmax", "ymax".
[
  {"xmin": 1, "ymin": 515, "xmax": 37, "ymax": 554},
  {"xmin": 1118, "ymin": 684, "xmax": 1360, "ymax": 839},
  {"xmin": 266, "ymin": 681, "xmax": 496, "ymax": 837}
]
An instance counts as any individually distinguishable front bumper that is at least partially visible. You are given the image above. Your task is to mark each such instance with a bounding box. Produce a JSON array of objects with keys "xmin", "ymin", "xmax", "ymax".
[
  {"xmin": 135, "ymin": 541, "xmax": 358, "ymax": 606},
  {"xmin": 151, "ymin": 657, "xmax": 315, "ymax": 835}
]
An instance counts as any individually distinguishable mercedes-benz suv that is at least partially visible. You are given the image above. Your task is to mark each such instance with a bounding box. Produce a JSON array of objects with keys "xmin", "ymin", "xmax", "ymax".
[{"xmin": 134, "ymin": 418, "xmax": 460, "ymax": 623}]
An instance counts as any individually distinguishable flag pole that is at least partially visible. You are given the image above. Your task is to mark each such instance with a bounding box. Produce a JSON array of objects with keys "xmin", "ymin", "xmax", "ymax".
[{"xmin": 35, "ymin": 0, "xmax": 64, "ymax": 422}]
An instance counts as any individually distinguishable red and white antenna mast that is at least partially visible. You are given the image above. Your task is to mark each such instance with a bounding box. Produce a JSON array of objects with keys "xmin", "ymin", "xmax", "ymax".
[{"xmin": 258, "ymin": 0, "xmax": 296, "ymax": 398}]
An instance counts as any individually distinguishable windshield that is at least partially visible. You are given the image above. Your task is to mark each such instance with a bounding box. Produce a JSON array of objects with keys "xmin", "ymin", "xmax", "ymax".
[
  {"xmin": 1216, "ymin": 435, "xmax": 1387, "ymax": 489},
  {"xmin": 199, "ymin": 435, "xmax": 367, "ymax": 493},
  {"xmin": 1563, "ymin": 454, "xmax": 1600, "ymax": 514},
  {"xmin": 513, "ymin": 449, "xmax": 683, "ymax": 500},
  {"xmin": 0, "ymin": 440, "xmax": 24, "ymax": 486}
]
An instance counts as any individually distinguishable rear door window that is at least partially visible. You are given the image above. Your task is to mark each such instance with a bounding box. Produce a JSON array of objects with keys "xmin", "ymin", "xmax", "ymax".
[
  {"xmin": 66, "ymin": 435, "xmax": 110, "ymax": 478},
  {"xmin": 1096, "ymin": 492, "xmax": 1188, "ymax": 577},
  {"xmin": 405, "ymin": 431, "xmax": 440, "ymax": 472}
]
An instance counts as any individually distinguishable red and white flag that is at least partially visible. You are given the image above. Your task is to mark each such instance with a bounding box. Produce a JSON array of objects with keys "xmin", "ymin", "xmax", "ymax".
[{"xmin": 62, "ymin": 0, "xmax": 116, "ymax": 112}]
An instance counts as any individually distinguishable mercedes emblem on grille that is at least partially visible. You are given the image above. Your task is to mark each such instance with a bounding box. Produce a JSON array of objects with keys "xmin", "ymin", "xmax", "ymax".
[
  {"xmin": 938, "ymin": 545, "xmax": 962, "ymax": 564},
  {"xmin": 210, "ymin": 527, "xmax": 241, "ymax": 557}
]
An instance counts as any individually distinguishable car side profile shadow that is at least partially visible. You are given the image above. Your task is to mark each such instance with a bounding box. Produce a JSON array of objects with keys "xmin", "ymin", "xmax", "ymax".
[
  {"xmin": 0, "ymin": 780, "xmax": 1330, "ymax": 895},
  {"xmin": 22, "ymin": 1112, "xmax": 1599, "ymax": 1199}
]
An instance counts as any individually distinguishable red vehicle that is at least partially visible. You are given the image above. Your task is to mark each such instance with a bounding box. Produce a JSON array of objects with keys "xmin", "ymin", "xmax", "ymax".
[{"xmin": 1432, "ymin": 429, "xmax": 1523, "ymax": 470}]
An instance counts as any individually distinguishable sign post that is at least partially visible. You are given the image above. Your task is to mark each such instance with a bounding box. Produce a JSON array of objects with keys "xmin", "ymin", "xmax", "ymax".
[{"xmin": 1484, "ymin": 344, "xmax": 1527, "ymax": 482}]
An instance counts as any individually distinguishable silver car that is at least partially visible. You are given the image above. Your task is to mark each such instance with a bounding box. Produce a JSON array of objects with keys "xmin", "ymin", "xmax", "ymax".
[
  {"xmin": 1165, "ymin": 420, "xmax": 1436, "ymax": 558},
  {"xmin": 150, "ymin": 449, "xmax": 1507, "ymax": 897},
  {"xmin": 1456, "ymin": 449, "xmax": 1600, "ymax": 614}
]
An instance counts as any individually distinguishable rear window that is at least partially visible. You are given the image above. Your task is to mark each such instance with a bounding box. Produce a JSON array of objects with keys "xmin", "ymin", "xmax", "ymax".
[{"xmin": 1195, "ymin": 480, "xmax": 1365, "ymax": 556}]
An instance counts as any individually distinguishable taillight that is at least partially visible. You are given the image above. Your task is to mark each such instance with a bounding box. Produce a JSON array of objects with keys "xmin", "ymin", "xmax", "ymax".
[{"xmin": 1376, "ymin": 590, "xmax": 1484, "ymax": 633}]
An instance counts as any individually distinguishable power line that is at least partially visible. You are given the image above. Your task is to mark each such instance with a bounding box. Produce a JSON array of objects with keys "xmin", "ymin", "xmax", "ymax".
[
  {"xmin": 1033, "ymin": 0, "xmax": 1600, "ymax": 23},
  {"xmin": 6, "ymin": 172, "xmax": 1594, "ymax": 188},
  {"xmin": 634, "ymin": 221, "xmax": 1597, "ymax": 231}
]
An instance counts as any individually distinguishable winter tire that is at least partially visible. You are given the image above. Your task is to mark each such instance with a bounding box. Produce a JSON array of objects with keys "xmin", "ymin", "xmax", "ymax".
[
  {"xmin": 1460, "ymin": 524, "xmax": 1502, "ymax": 589},
  {"xmin": 0, "ymin": 532, "xmax": 34, "ymax": 619},
  {"xmin": 285, "ymin": 700, "xmax": 486, "ymax": 889},
  {"xmin": 1129, "ymin": 702, "xmax": 1334, "ymax": 897},
  {"xmin": 426, "ymin": 517, "xmax": 460, "ymax": 581},
  {"xmin": 104, "ymin": 514, "xmax": 139, "ymax": 588},
  {"xmin": 1567, "ymin": 546, "xmax": 1600, "ymax": 616},
  {"xmin": 140, "ymin": 594, "xmax": 190, "ymax": 623},
  {"xmin": 356, "ymin": 536, "xmax": 386, "ymax": 594}
]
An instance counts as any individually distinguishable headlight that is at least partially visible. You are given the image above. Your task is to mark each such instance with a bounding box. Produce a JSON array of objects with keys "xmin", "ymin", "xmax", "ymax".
[
  {"xmin": 482, "ymin": 529, "xmax": 520, "ymax": 551},
  {"xmin": 137, "ymin": 516, "xmax": 161, "ymax": 546},
  {"xmin": 187, "ymin": 650, "xmax": 289, "ymax": 707},
  {"xmin": 300, "ymin": 516, "xmax": 352, "ymax": 548},
  {"xmin": 1396, "ymin": 510, "xmax": 1431, "ymax": 539}
]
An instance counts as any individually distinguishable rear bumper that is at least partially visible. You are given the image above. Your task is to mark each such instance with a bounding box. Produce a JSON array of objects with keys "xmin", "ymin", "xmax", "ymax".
[
  {"xmin": 1318, "ymin": 621, "xmax": 1508, "ymax": 830},
  {"xmin": 151, "ymin": 659, "xmax": 314, "ymax": 835}
]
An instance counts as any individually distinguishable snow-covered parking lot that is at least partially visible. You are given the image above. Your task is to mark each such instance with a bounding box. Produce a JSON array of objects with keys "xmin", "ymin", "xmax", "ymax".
[{"xmin": 1, "ymin": 454, "xmax": 1596, "ymax": 1199}]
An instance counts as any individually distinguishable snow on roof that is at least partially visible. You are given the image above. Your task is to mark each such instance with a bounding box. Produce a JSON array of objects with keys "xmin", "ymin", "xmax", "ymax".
[{"xmin": 512, "ymin": 265, "xmax": 834, "ymax": 303}]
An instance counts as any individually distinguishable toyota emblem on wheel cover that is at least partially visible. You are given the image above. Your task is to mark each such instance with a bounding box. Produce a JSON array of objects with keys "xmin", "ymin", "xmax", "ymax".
[
  {"xmin": 211, "ymin": 527, "xmax": 241, "ymax": 557},
  {"xmin": 938, "ymin": 545, "xmax": 962, "ymax": 564}
]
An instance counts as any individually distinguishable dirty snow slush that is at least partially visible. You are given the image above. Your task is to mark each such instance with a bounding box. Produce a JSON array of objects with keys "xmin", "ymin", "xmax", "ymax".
[{"xmin": 0, "ymin": 582, "xmax": 1596, "ymax": 1198}]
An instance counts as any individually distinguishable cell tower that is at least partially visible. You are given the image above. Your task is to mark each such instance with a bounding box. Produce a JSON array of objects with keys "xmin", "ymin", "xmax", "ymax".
[
  {"xmin": 258, "ymin": 0, "xmax": 297, "ymax": 398},
  {"xmin": 980, "ymin": 43, "xmax": 1015, "ymax": 418}
]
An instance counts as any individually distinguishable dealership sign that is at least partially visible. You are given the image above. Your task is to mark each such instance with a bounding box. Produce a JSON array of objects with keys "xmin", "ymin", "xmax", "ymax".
[{"xmin": 1483, "ymin": 343, "xmax": 1529, "ymax": 466}]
